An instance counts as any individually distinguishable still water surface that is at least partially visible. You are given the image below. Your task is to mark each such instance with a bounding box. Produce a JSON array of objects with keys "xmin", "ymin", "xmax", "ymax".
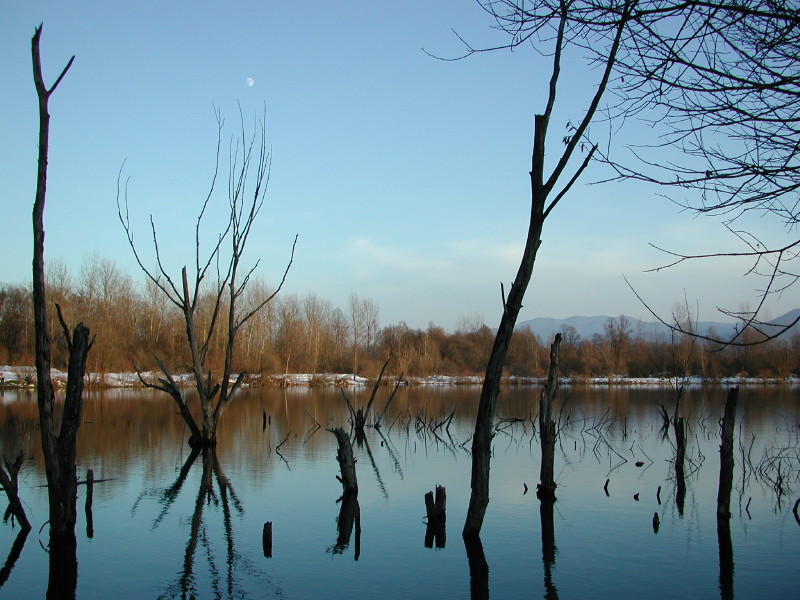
[{"xmin": 0, "ymin": 384, "xmax": 797, "ymax": 599}]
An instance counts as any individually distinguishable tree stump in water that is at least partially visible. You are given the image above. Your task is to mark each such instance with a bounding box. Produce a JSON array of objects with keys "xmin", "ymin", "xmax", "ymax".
[
  {"xmin": 424, "ymin": 485, "xmax": 446, "ymax": 548},
  {"xmin": 717, "ymin": 387, "xmax": 738, "ymax": 519},
  {"xmin": 263, "ymin": 522, "xmax": 272, "ymax": 557},
  {"xmin": 537, "ymin": 334, "xmax": 562, "ymax": 500},
  {"xmin": 85, "ymin": 469, "xmax": 94, "ymax": 539},
  {"xmin": 424, "ymin": 485, "xmax": 446, "ymax": 527},
  {"xmin": 329, "ymin": 427, "xmax": 358, "ymax": 495}
]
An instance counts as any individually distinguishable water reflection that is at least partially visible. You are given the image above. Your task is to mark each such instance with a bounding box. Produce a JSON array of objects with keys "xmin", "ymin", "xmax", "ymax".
[
  {"xmin": 328, "ymin": 492, "xmax": 361, "ymax": 560},
  {"xmin": 540, "ymin": 498, "xmax": 559, "ymax": 600},
  {"xmin": 0, "ymin": 385, "xmax": 796, "ymax": 599},
  {"xmin": 463, "ymin": 534, "xmax": 488, "ymax": 600},
  {"xmin": 717, "ymin": 516, "xmax": 734, "ymax": 600},
  {"xmin": 0, "ymin": 528, "xmax": 27, "ymax": 589},
  {"xmin": 131, "ymin": 446, "xmax": 274, "ymax": 600},
  {"xmin": 48, "ymin": 530, "xmax": 78, "ymax": 600}
]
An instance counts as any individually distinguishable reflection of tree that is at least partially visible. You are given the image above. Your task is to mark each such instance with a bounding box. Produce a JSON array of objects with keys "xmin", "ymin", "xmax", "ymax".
[
  {"xmin": 717, "ymin": 516, "xmax": 734, "ymax": 600},
  {"xmin": 134, "ymin": 448, "xmax": 277, "ymax": 600},
  {"xmin": 327, "ymin": 493, "xmax": 361, "ymax": 560},
  {"xmin": 540, "ymin": 498, "xmax": 559, "ymax": 600},
  {"xmin": 0, "ymin": 529, "xmax": 28, "ymax": 590},
  {"xmin": 356, "ymin": 432, "xmax": 387, "ymax": 500},
  {"xmin": 463, "ymin": 534, "xmax": 489, "ymax": 600},
  {"xmin": 47, "ymin": 531, "xmax": 78, "ymax": 600}
]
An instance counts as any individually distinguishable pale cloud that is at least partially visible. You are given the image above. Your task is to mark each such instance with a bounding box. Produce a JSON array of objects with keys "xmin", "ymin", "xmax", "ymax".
[{"xmin": 346, "ymin": 236, "xmax": 524, "ymax": 284}]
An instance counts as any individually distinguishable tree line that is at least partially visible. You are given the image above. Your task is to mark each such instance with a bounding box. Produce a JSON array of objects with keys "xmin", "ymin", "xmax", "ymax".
[{"xmin": 1, "ymin": 261, "xmax": 797, "ymax": 380}]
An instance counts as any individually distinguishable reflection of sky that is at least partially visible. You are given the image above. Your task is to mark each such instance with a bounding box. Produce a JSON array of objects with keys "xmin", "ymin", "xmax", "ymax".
[{"xmin": 0, "ymin": 386, "xmax": 797, "ymax": 598}]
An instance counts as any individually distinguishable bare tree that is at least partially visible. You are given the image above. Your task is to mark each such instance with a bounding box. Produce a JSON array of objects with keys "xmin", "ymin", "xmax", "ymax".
[
  {"xmin": 463, "ymin": 2, "xmax": 800, "ymax": 345},
  {"xmin": 118, "ymin": 108, "xmax": 297, "ymax": 448},
  {"xmin": 347, "ymin": 293, "xmax": 369, "ymax": 378},
  {"xmin": 31, "ymin": 24, "xmax": 94, "ymax": 599},
  {"xmin": 601, "ymin": 315, "xmax": 632, "ymax": 376},
  {"xmin": 362, "ymin": 297, "xmax": 380, "ymax": 357},
  {"xmin": 275, "ymin": 294, "xmax": 302, "ymax": 375},
  {"xmin": 383, "ymin": 322, "xmax": 418, "ymax": 375},
  {"xmin": 598, "ymin": 0, "xmax": 800, "ymax": 341},
  {"xmin": 302, "ymin": 293, "xmax": 334, "ymax": 373},
  {"xmin": 448, "ymin": 0, "xmax": 635, "ymax": 537}
]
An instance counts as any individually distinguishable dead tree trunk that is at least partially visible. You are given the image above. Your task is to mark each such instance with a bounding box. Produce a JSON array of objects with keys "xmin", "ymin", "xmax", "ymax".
[
  {"xmin": 464, "ymin": 115, "xmax": 550, "ymax": 539},
  {"xmin": 329, "ymin": 427, "xmax": 358, "ymax": 495},
  {"xmin": 84, "ymin": 469, "xmax": 94, "ymax": 539},
  {"xmin": 717, "ymin": 387, "xmax": 739, "ymax": 519},
  {"xmin": 462, "ymin": 1, "xmax": 627, "ymax": 537},
  {"xmin": 32, "ymin": 25, "xmax": 94, "ymax": 547},
  {"xmin": 537, "ymin": 334, "xmax": 562, "ymax": 500},
  {"xmin": 119, "ymin": 107, "xmax": 297, "ymax": 450}
]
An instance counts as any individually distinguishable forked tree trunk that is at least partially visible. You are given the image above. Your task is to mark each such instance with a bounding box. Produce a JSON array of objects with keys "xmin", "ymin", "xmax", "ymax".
[
  {"xmin": 32, "ymin": 23, "xmax": 93, "ymax": 536},
  {"xmin": 463, "ymin": 114, "xmax": 549, "ymax": 539},
  {"xmin": 31, "ymin": 25, "xmax": 90, "ymax": 600}
]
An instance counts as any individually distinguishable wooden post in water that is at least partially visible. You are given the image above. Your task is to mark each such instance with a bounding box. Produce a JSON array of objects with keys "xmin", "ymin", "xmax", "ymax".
[
  {"xmin": 424, "ymin": 485, "xmax": 447, "ymax": 548},
  {"xmin": 424, "ymin": 485, "xmax": 446, "ymax": 527},
  {"xmin": 537, "ymin": 334, "xmax": 562, "ymax": 500},
  {"xmin": 263, "ymin": 522, "xmax": 272, "ymax": 557},
  {"xmin": 717, "ymin": 387, "xmax": 739, "ymax": 519},
  {"xmin": 85, "ymin": 469, "xmax": 94, "ymax": 539}
]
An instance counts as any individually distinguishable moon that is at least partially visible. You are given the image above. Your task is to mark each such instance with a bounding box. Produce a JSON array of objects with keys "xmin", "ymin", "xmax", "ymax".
[{"xmin": 246, "ymin": 77, "xmax": 254, "ymax": 87}]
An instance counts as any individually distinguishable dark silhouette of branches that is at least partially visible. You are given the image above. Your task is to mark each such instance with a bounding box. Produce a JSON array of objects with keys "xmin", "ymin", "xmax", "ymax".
[
  {"xmin": 118, "ymin": 106, "xmax": 297, "ymax": 447},
  {"xmin": 460, "ymin": 0, "xmax": 634, "ymax": 538},
  {"xmin": 443, "ymin": 1, "xmax": 800, "ymax": 343}
]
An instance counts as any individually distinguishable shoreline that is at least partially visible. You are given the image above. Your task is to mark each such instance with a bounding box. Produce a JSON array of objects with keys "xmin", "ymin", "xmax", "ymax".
[{"xmin": 1, "ymin": 365, "xmax": 798, "ymax": 389}]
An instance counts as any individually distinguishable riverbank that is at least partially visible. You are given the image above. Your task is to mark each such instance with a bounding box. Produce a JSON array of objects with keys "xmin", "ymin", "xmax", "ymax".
[{"xmin": 1, "ymin": 365, "xmax": 798, "ymax": 389}]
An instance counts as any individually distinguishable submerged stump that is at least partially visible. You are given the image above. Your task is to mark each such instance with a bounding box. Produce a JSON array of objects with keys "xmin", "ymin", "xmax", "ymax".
[
  {"xmin": 328, "ymin": 427, "xmax": 358, "ymax": 495},
  {"xmin": 424, "ymin": 485, "xmax": 447, "ymax": 548},
  {"xmin": 537, "ymin": 334, "xmax": 562, "ymax": 500},
  {"xmin": 717, "ymin": 387, "xmax": 738, "ymax": 519}
]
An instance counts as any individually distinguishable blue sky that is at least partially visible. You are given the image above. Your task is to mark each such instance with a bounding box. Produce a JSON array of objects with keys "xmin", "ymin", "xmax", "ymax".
[{"xmin": 3, "ymin": 1, "xmax": 795, "ymax": 331}]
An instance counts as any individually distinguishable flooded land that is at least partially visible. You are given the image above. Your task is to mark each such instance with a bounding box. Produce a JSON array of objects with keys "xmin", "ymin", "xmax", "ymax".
[{"xmin": 0, "ymin": 384, "xmax": 797, "ymax": 599}]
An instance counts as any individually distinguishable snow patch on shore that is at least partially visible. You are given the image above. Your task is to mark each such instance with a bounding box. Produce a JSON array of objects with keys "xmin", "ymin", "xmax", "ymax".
[{"xmin": 0, "ymin": 365, "xmax": 797, "ymax": 389}]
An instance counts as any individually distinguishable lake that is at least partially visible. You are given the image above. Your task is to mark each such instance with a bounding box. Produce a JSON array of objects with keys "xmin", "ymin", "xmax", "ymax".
[{"xmin": 0, "ymin": 384, "xmax": 798, "ymax": 599}]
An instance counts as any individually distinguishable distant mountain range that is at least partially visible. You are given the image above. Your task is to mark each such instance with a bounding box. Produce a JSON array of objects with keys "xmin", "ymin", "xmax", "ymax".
[{"xmin": 517, "ymin": 309, "xmax": 800, "ymax": 341}]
